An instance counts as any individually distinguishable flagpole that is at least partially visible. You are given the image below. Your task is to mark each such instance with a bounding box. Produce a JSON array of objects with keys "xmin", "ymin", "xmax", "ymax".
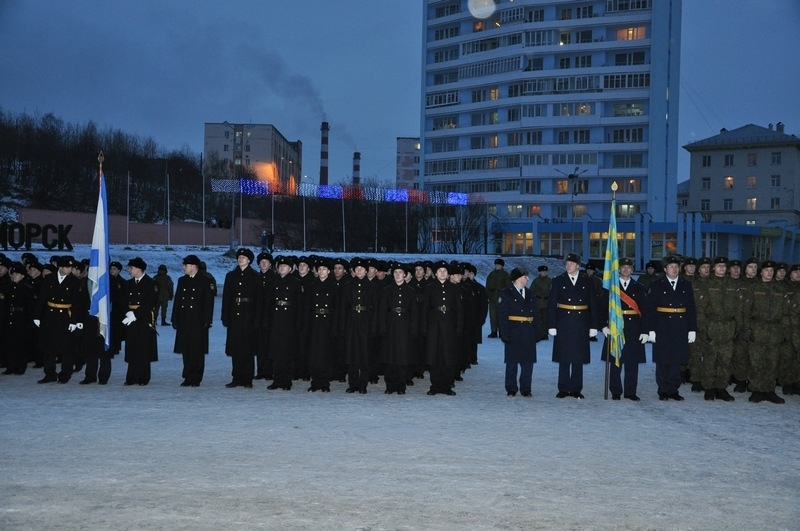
[{"xmin": 604, "ymin": 181, "xmax": 619, "ymax": 400}]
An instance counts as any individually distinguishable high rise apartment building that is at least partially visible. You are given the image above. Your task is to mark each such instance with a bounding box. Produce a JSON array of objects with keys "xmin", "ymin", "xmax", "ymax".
[{"xmin": 420, "ymin": 0, "xmax": 682, "ymax": 231}]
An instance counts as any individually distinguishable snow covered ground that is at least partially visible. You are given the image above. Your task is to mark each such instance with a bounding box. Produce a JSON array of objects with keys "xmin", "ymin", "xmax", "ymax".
[{"xmin": 1, "ymin": 245, "xmax": 799, "ymax": 530}]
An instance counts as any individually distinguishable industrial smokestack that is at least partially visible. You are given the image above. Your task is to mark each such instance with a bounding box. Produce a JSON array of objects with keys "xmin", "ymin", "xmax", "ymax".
[
  {"xmin": 352, "ymin": 151, "xmax": 361, "ymax": 185},
  {"xmin": 320, "ymin": 121, "xmax": 329, "ymax": 185}
]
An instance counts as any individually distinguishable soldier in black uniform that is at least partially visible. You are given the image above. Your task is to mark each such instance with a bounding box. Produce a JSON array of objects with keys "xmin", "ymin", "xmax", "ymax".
[
  {"xmin": 379, "ymin": 262, "xmax": 418, "ymax": 394},
  {"xmin": 34, "ymin": 256, "xmax": 82, "ymax": 383},
  {"xmin": 330, "ymin": 258, "xmax": 351, "ymax": 382},
  {"xmin": 340, "ymin": 257, "xmax": 377, "ymax": 394},
  {"xmin": 221, "ymin": 248, "xmax": 259, "ymax": 388},
  {"xmin": 254, "ymin": 252, "xmax": 276, "ymax": 381},
  {"xmin": 108, "ymin": 261, "xmax": 126, "ymax": 358},
  {"xmin": 172, "ymin": 254, "xmax": 215, "ymax": 387},
  {"xmin": 267, "ymin": 256, "xmax": 302, "ymax": 390},
  {"xmin": 293, "ymin": 256, "xmax": 315, "ymax": 381},
  {"xmin": 122, "ymin": 257, "xmax": 159, "ymax": 386},
  {"xmin": 463, "ymin": 263, "xmax": 487, "ymax": 368},
  {"xmin": 407, "ymin": 261, "xmax": 430, "ymax": 380},
  {"xmin": 1, "ymin": 263, "xmax": 36, "ymax": 375},
  {"xmin": 304, "ymin": 258, "xmax": 337, "ymax": 392},
  {"xmin": 422, "ymin": 261, "xmax": 463, "ymax": 396}
]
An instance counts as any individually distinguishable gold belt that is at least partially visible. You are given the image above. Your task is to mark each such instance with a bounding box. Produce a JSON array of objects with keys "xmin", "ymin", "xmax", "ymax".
[
  {"xmin": 47, "ymin": 302, "xmax": 72, "ymax": 309},
  {"xmin": 657, "ymin": 306, "xmax": 686, "ymax": 313},
  {"xmin": 622, "ymin": 310, "xmax": 639, "ymax": 315},
  {"xmin": 557, "ymin": 304, "xmax": 588, "ymax": 311},
  {"xmin": 508, "ymin": 316, "xmax": 534, "ymax": 323},
  {"xmin": 128, "ymin": 304, "xmax": 140, "ymax": 310}
]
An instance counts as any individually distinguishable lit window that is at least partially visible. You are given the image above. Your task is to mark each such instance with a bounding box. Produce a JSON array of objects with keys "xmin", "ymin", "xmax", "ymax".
[
  {"xmin": 747, "ymin": 175, "xmax": 757, "ymax": 188},
  {"xmin": 724, "ymin": 176, "xmax": 734, "ymax": 189},
  {"xmin": 746, "ymin": 198, "xmax": 757, "ymax": 210},
  {"xmin": 528, "ymin": 205, "xmax": 541, "ymax": 216}
]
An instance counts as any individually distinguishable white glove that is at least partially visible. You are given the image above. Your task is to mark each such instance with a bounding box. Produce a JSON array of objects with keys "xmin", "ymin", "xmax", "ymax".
[
  {"xmin": 639, "ymin": 333, "xmax": 649, "ymax": 344},
  {"xmin": 602, "ymin": 327, "xmax": 610, "ymax": 336},
  {"xmin": 68, "ymin": 324, "xmax": 78, "ymax": 332},
  {"xmin": 76, "ymin": 322, "xmax": 83, "ymax": 330},
  {"xmin": 122, "ymin": 311, "xmax": 137, "ymax": 326},
  {"xmin": 589, "ymin": 328, "xmax": 598, "ymax": 338},
  {"xmin": 548, "ymin": 328, "xmax": 557, "ymax": 336},
  {"xmin": 688, "ymin": 331, "xmax": 696, "ymax": 343},
  {"xmin": 648, "ymin": 331, "xmax": 656, "ymax": 343},
  {"xmin": 33, "ymin": 319, "xmax": 40, "ymax": 327}
]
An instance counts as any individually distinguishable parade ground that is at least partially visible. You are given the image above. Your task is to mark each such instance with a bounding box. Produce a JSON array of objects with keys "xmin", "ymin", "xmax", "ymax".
[{"xmin": 1, "ymin": 246, "xmax": 799, "ymax": 530}]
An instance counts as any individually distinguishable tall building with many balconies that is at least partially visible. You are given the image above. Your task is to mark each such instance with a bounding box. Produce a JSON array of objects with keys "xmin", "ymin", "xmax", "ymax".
[{"xmin": 420, "ymin": 0, "xmax": 681, "ymax": 256}]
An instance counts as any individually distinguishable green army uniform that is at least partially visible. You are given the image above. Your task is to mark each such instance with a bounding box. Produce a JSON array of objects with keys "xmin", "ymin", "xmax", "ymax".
[
  {"xmin": 779, "ymin": 266, "xmax": 800, "ymax": 394},
  {"xmin": 530, "ymin": 266, "xmax": 552, "ymax": 341},
  {"xmin": 730, "ymin": 258, "xmax": 760, "ymax": 391},
  {"xmin": 695, "ymin": 258, "xmax": 741, "ymax": 400},
  {"xmin": 485, "ymin": 259, "xmax": 511, "ymax": 338},
  {"xmin": 740, "ymin": 261, "xmax": 790, "ymax": 403}
]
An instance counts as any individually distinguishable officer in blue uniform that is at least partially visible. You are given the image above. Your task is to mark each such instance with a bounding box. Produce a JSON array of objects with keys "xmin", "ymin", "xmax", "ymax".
[{"xmin": 497, "ymin": 267, "xmax": 540, "ymax": 397}]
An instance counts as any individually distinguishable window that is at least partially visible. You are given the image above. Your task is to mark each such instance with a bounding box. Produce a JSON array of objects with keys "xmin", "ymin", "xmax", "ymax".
[
  {"xmin": 558, "ymin": 131, "xmax": 570, "ymax": 144},
  {"xmin": 617, "ymin": 204, "xmax": 639, "ymax": 218},
  {"xmin": 556, "ymin": 102, "xmax": 594, "ymax": 116},
  {"xmin": 772, "ymin": 151, "xmax": 782, "ymax": 165},
  {"xmin": 529, "ymin": 9, "xmax": 544, "ymax": 22},
  {"xmin": 724, "ymin": 154, "xmax": 734, "ymax": 166},
  {"xmin": 556, "ymin": 205, "xmax": 569, "ymax": 219},
  {"xmin": 488, "ymin": 135, "xmax": 499, "ymax": 148},
  {"xmin": 612, "ymin": 153, "xmax": 644, "ymax": 168},
  {"xmin": 724, "ymin": 176, "xmax": 734, "ymax": 189},
  {"xmin": 522, "ymin": 104, "xmax": 546, "ymax": 117},
  {"xmin": 616, "ymin": 26, "xmax": 646, "ymax": 40},
  {"xmin": 471, "ymin": 113, "xmax": 486, "ymax": 126},
  {"xmin": 559, "ymin": 57, "xmax": 571, "ymax": 69},
  {"xmin": 701, "ymin": 177, "xmax": 710, "ymax": 190},
  {"xmin": 525, "ymin": 130, "xmax": 542, "ymax": 145},
  {"xmin": 723, "ymin": 199, "xmax": 733, "ymax": 211},
  {"xmin": 576, "ymin": 55, "xmax": 592, "ymax": 68},
  {"xmin": 527, "ymin": 204, "xmax": 542, "ymax": 216},
  {"xmin": 613, "ymin": 102, "xmax": 644, "ymax": 116},
  {"xmin": 472, "ymin": 90, "xmax": 486, "ymax": 103},
  {"xmin": 507, "ymin": 204, "xmax": 523, "ymax": 217},
  {"xmin": 574, "ymin": 129, "xmax": 590, "ymax": 144},
  {"xmin": 434, "ymin": 25, "xmax": 459, "ymax": 41},
  {"xmin": 525, "ymin": 57, "xmax": 543, "ymax": 71},
  {"xmin": 702, "ymin": 155, "xmax": 711, "ymax": 167},
  {"xmin": 560, "ymin": 32, "xmax": 571, "ymax": 45},
  {"xmin": 432, "ymin": 115, "xmax": 457, "ymax": 130},
  {"xmin": 470, "ymin": 137, "xmax": 485, "ymax": 150},
  {"xmin": 223, "ymin": 144, "xmax": 230, "ymax": 152},
  {"xmin": 701, "ymin": 199, "xmax": 710, "ymax": 211},
  {"xmin": 556, "ymin": 180, "xmax": 570, "ymax": 194},
  {"xmin": 507, "ymin": 108, "xmax": 520, "ymax": 121},
  {"xmin": 431, "ymin": 138, "xmax": 458, "ymax": 153},
  {"xmin": 507, "ymin": 133, "xmax": 521, "ymax": 146},
  {"xmin": 577, "ymin": 30, "xmax": 593, "ymax": 44},
  {"xmin": 245, "ymin": 144, "xmax": 250, "ymax": 152},
  {"xmin": 508, "ymin": 84, "xmax": 521, "ymax": 98},
  {"xmin": 523, "ymin": 180, "xmax": 541, "ymax": 194},
  {"xmin": 621, "ymin": 179, "xmax": 641, "ymax": 193},
  {"xmin": 577, "ymin": 5, "xmax": 594, "ymax": 18},
  {"xmin": 615, "ymin": 52, "xmax": 646, "ymax": 66},
  {"xmin": 747, "ymin": 175, "xmax": 757, "ymax": 188},
  {"xmin": 611, "ymin": 128, "xmax": 643, "ymax": 143},
  {"xmin": 489, "ymin": 88, "xmax": 500, "ymax": 101},
  {"xmin": 746, "ymin": 198, "xmax": 757, "ymax": 210},
  {"xmin": 771, "ymin": 197, "xmax": 781, "ymax": 209},
  {"xmin": 747, "ymin": 153, "xmax": 757, "ymax": 166},
  {"xmin": 489, "ymin": 111, "xmax": 499, "ymax": 125},
  {"xmin": 560, "ymin": 8, "xmax": 572, "ymax": 20},
  {"xmin": 771, "ymin": 174, "xmax": 781, "ymax": 188}
]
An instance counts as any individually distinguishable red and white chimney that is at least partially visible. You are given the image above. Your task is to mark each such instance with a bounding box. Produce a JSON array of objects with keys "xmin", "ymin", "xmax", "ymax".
[
  {"xmin": 319, "ymin": 121, "xmax": 329, "ymax": 185},
  {"xmin": 352, "ymin": 151, "xmax": 361, "ymax": 185}
]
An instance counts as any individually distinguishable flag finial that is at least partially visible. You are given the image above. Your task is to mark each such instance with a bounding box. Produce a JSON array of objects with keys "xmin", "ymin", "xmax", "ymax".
[
  {"xmin": 98, "ymin": 151, "xmax": 105, "ymax": 166},
  {"xmin": 611, "ymin": 180, "xmax": 618, "ymax": 199}
]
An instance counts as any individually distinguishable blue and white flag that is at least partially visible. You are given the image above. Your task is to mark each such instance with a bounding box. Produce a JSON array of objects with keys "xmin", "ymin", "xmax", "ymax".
[{"xmin": 89, "ymin": 168, "xmax": 111, "ymax": 351}]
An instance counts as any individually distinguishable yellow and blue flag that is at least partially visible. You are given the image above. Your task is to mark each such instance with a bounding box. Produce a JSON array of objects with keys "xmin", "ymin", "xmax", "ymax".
[{"xmin": 602, "ymin": 199, "xmax": 624, "ymax": 366}]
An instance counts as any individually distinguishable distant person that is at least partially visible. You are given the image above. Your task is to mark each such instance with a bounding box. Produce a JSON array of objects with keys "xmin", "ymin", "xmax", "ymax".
[
  {"xmin": 267, "ymin": 231, "xmax": 275, "ymax": 253},
  {"xmin": 498, "ymin": 267, "xmax": 539, "ymax": 397},
  {"xmin": 154, "ymin": 264, "xmax": 174, "ymax": 326},
  {"xmin": 530, "ymin": 265, "xmax": 551, "ymax": 341},
  {"xmin": 485, "ymin": 258, "xmax": 511, "ymax": 338},
  {"xmin": 261, "ymin": 229, "xmax": 268, "ymax": 252}
]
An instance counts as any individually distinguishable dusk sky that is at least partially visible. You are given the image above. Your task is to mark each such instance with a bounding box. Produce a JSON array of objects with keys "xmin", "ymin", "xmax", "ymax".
[{"xmin": 1, "ymin": 1, "xmax": 798, "ymax": 184}]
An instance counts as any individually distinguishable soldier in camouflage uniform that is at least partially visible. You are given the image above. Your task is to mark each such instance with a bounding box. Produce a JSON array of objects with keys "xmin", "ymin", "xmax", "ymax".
[
  {"xmin": 485, "ymin": 258, "xmax": 511, "ymax": 338},
  {"xmin": 778, "ymin": 264, "xmax": 800, "ymax": 395},
  {"xmin": 530, "ymin": 265, "xmax": 552, "ymax": 341},
  {"xmin": 636, "ymin": 261, "xmax": 661, "ymax": 291},
  {"xmin": 730, "ymin": 257, "xmax": 760, "ymax": 392},
  {"xmin": 739, "ymin": 260, "xmax": 790, "ymax": 404},
  {"xmin": 695, "ymin": 257, "xmax": 740, "ymax": 401}
]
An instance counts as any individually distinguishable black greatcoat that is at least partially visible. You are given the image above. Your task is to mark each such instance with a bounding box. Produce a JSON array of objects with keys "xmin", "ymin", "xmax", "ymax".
[
  {"xmin": 221, "ymin": 266, "xmax": 260, "ymax": 356},
  {"xmin": 601, "ymin": 279, "xmax": 648, "ymax": 364},
  {"xmin": 378, "ymin": 282, "xmax": 418, "ymax": 366},
  {"xmin": 421, "ymin": 279, "xmax": 463, "ymax": 367},
  {"xmin": 35, "ymin": 272, "xmax": 81, "ymax": 355},
  {"xmin": 644, "ymin": 276, "xmax": 697, "ymax": 365},
  {"xmin": 1, "ymin": 280, "xmax": 36, "ymax": 373},
  {"xmin": 124, "ymin": 274, "xmax": 159, "ymax": 363},
  {"xmin": 547, "ymin": 271, "xmax": 601, "ymax": 364},
  {"xmin": 172, "ymin": 273, "xmax": 215, "ymax": 355},
  {"xmin": 267, "ymin": 273, "xmax": 302, "ymax": 386},
  {"xmin": 304, "ymin": 276, "xmax": 337, "ymax": 369},
  {"xmin": 340, "ymin": 277, "xmax": 377, "ymax": 368},
  {"xmin": 497, "ymin": 285, "xmax": 540, "ymax": 364}
]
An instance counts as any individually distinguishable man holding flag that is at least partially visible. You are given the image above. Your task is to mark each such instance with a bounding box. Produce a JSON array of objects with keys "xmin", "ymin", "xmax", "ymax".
[
  {"xmin": 601, "ymin": 257, "xmax": 649, "ymax": 400},
  {"xmin": 84, "ymin": 152, "xmax": 113, "ymax": 384}
]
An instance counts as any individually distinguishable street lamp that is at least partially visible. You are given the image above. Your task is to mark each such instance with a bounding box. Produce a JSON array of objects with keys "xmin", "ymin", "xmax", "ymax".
[{"xmin": 556, "ymin": 166, "xmax": 588, "ymax": 253}]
